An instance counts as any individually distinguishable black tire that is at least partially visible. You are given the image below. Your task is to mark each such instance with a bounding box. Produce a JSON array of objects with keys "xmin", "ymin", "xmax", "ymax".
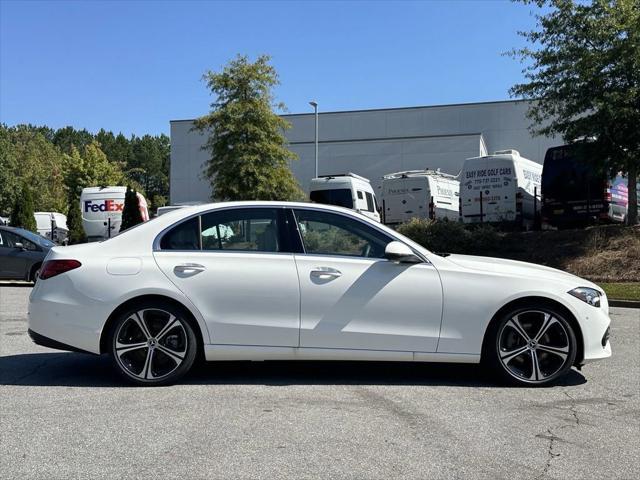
[
  {"xmin": 29, "ymin": 263, "xmax": 41, "ymax": 283},
  {"xmin": 108, "ymin": 300, "xmax": 198, "ymax": 386},
  {"xmin": 484, "ymin": 303, "xmax": 577, "ymax": 387}
]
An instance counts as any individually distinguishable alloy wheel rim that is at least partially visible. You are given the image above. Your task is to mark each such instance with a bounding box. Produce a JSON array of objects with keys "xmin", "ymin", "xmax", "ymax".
[
  {"xmin": 498, "ymin": 310, "xmax": 571, "ymax": 382},
  {"xmin": 114, "ymin": 309, "xmax": 188, "ymax": 380}
]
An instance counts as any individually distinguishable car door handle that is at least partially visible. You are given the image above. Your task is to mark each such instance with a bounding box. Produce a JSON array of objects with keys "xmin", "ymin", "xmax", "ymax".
[
  {"xmin": 310, "ymin": 267, "xmax": 342, "ymax": 279},
  {"xmin": 174, "ymin": 263, "xmax": 206, "ymax": 274}
]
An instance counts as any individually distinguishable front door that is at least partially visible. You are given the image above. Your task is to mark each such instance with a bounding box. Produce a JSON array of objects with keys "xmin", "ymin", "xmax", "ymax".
[
  {"xmin": 291, "ymin": 208, "xmax": 443, "ymax": 352},
  {"xmin": 0, "ymin": 230, "xmax": 28, "ymax": 279},
  {"xmin": 153, "ymin": 207, "xmax": 300, "ymax": 347}
]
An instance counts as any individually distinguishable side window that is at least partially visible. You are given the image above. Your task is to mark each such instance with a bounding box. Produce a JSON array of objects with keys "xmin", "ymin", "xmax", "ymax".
[
  {"xmin": 2, "ymin": 231, "xmax": 19, "ymax": 248},
  {"xmin": 293, "ymin": 209, "xmax": 390, "ymax": 258},
  {"xmin": 365, "ymin": 192, "xmax": 375, "ymax": 212},
  {"xmin": 160, "ymin": 217, "xmax": 200, "ymax": 250},
  {"xmin": 20, "ymin": 237, "xmax": 38, "ymax": 251},
  {"xmin": 0, "ymin": 232, "xmax": 4, "ymax": 247},
  {"xmin": 357, "ymin": 191, "xmax": 364, "ymax": 200},
  {"xmin": 201, "ymin": 208, "xmax": 281, "ymax": 252}
]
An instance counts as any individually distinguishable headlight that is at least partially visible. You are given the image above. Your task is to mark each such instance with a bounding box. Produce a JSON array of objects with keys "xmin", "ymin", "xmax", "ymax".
[{"xmin": 568, "ymin": 287, "xmax": 601, "ymax": 307}]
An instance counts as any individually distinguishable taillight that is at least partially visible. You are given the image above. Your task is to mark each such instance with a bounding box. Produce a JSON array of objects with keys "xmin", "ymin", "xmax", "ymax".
[{"xmin": 39, "ymin": 260, "xmax": 82, "ymax": 280}]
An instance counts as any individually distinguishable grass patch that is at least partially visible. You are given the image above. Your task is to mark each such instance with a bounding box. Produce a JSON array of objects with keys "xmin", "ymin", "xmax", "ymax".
[{"xmin": 599, "ymin": 283, "xmax": 640, "ymax": 302}]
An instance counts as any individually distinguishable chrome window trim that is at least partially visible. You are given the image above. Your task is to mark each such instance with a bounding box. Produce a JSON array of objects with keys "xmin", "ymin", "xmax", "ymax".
[
  {"xmin": 290, "ymin": 206, "xmax": 431, "ymax": 265},
  {"xmin": 152, "ymin": 205, "xmax": 287, "ymax": 252},
  {"xmin": 152, "ymin": 203, "xmax": 430, "ymax": 265}
]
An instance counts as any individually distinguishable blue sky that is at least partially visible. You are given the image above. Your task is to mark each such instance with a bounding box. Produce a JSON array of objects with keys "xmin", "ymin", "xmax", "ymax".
[{"xmin": 0, "ymin": 0, "xmax": 539, "ymax": 136}]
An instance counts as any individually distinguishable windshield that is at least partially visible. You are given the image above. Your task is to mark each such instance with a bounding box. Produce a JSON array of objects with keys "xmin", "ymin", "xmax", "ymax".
[
  {"xmin": 310, "ymin": 189, "xmax": 354, "ymax": 209},
  {"xmin": 542, "ymin": 146, "xmax": 604, "ymax": 202},
  {"xmin": 14, "ymin": 228, "xmax": 55, "ymax": 247}
]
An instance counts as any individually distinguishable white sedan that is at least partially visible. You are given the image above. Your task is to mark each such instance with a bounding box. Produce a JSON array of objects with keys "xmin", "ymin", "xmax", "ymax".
[{"xmin": 28, "ymin": 201, "xmax": 611, "ymax": 386}]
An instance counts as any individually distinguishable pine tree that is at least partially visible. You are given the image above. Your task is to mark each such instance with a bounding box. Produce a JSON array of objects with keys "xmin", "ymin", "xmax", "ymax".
[
  {"xmin": 66, "ymin": 195, "xmax": 86, "ymax": 244},
  {"xmin": 10, "ymin": 183, "xmax": 37, "ymax": 232},
  {"xmin": 120, "ymin": 186, "xmax": 143, "ymax": 232}
]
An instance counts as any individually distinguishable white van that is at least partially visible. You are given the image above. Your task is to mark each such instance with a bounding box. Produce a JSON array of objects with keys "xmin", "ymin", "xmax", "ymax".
[
  {"xmin": 460, "ymin": 150, "xmax": 542, "ymax": 224},
  {"xmin": 34, "ymin": 212, "xmax": 68, "ymax": 244},
  {"xmin": 309, "ymin": 173, "xmax": 381, "ymax": 222},
  {"xmin": 80, "ymin": 186, "xmax": 149, "ymax": 241},
  {"xmin": 156, "ymin": 202, "xmax": 204, "ymax": 217},
  {"xmin": 381, "ymin": 169, "xmax": 460, "ymax": 225}
]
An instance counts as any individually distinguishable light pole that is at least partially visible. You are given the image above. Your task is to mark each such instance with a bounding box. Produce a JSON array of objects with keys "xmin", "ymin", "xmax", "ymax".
[{"xmin": 309, "ymin": 100, "xmax": 318, "ymax": 178}]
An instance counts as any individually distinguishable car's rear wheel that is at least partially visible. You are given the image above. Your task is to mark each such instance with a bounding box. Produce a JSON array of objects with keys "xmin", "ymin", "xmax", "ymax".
[
  {"xmin": 108, "ymin": 302, "xmax": 197, "ymax": 386},
  {"xmin": 487, "ymin": 304, "xmax": 577, "ymax": 386},
  {"xmin": 29, "ymin": 263, "xmax": 41, "ymax": 282}
]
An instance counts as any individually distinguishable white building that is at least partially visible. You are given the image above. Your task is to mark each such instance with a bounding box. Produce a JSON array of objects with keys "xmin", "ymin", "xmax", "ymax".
[{"xmin": 169, "ymin": 100, "xmax": 561, "ymax": 204}]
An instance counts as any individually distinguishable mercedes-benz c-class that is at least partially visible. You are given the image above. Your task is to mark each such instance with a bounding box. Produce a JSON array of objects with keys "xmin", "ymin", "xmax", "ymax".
[{"xmin": 28, "ymin": 202, "xmax": 611, "ymax": 386}]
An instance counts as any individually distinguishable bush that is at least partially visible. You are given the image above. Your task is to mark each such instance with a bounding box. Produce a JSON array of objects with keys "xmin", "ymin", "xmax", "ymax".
[
  {"xmin": 397, "ymin": 218, "xmax": 500, "ymax": 255},
  {"xmin": 397, "ymin": 218, "xmax": 470, "ymax": 254}
]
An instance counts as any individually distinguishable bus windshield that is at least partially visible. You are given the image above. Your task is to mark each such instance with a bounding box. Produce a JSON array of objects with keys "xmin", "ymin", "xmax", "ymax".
[
  {"xmin": 310, "ymin": 189, "xmax": 354, "ymax": 209},
  {"xmin": 542, "ymin": 146, "xmax": 604, "ymax": 202}
]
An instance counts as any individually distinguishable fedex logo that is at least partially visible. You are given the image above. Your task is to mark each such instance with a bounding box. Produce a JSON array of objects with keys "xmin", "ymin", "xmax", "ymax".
[{"xmin": 84, "ymin": 200, "xmax": 124, "ymax": 213}]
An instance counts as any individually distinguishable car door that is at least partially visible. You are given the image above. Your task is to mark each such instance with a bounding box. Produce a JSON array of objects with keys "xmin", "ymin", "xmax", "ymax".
[
  {"xmin": 153, "ymin": 207, "xmax": 301, "ymax": 347},
  {"xmin": 0, "ymin": 230, "xmax": 28, "ymax": 279},
  {"xmin": 291, "ymin": 208, "xmax": 443, "ymax": 352}
]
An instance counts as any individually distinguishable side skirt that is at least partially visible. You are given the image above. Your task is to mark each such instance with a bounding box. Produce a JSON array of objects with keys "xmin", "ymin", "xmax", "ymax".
[{"xmin": 204, "ymin": 344, "xmax": 480, "ymax": 364}]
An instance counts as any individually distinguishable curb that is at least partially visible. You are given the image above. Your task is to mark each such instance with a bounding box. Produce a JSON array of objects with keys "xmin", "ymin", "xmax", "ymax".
[{"xmin": 609, "ymin": 299, "xmax": 640, "ymax": 309}]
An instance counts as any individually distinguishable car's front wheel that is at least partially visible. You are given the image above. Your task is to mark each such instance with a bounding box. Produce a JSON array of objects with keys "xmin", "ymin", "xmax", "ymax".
[
  {"xmin": 108, "ymin": 301, "xmax": 198, "ymax": 386},
  {"xmin": 486, "ymin": 304, "xmax": 577, "ymax": 387}
]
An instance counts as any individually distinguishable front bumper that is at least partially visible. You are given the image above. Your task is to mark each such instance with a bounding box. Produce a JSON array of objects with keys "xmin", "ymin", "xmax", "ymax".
[{"xmin": 569, "ymin": 293, "xmax": 612, "ymax": 365}]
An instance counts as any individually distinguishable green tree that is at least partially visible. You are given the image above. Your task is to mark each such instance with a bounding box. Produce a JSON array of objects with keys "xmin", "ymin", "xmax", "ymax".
[
  {"xmin": 510, "ymin": 0, "xmax": 640, "ymax": 224},
  {"xmin": 0, "ymin": 125, "xmax": 20, "ymax": 216},
  {"xmin": 119, "ymin": 186, "xmax": 143, "ymax": 232},
  {"xmin": 127, "ymin": 134, "xmax": 170, "ymax": 204},
  {"xmin": 66, "ymin": 196, "xmax": 86, "ymax": 244},
  {"xmin": 63, "ymin": 142, "xmax": 125, "ymax": 243},
  {"xmin": 10, "ymin": 183, "xmax": 37, "ymax": 232},
  {"xmin": 194, "ymin": 54, "xmax": 303, "ymax": 201},
  {"xmin": 53, "ymin": 126, "xmax": 94, "ymax": 154},
  {"xmin": 6, "ymin": 126, "xmax": 68, "ymax": 213}
]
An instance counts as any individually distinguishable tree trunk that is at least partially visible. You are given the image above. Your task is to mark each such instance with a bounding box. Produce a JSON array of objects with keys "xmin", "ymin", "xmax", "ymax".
[{"xmin": 628, "ymin": 161, "xmax": 638, "ymax": 225}]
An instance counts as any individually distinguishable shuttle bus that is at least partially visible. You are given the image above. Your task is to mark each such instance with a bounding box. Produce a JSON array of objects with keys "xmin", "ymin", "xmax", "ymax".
[{"xmin": 541, "ymin": 144, "xmax": 637, "ymax": 227}]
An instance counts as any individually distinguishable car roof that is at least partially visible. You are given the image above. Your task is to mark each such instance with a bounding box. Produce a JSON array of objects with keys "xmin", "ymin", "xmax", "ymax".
[
  {"xmin": 173, "ymin": 200, "xmax": 362, "ymax": 217},
  {"xmin": 0, "ymin": 225, "xmax": 30, "ymax": 235}
]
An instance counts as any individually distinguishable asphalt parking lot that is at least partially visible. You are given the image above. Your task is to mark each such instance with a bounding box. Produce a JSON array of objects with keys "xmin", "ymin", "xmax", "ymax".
[{"xmin": 0, "ymin": 286, "xmax": 638, "ymax": 479}]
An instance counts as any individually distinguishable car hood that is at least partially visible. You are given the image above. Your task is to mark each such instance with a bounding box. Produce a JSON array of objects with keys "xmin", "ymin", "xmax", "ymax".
[{"xmin": 443, "ymin": 253, "xmax": 599, "ymax": 290}]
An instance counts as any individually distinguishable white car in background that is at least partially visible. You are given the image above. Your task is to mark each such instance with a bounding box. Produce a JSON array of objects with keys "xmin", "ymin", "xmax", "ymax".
[{"xmin": 28, "ymin": 202, "xmax": 611, "ymax": 386}]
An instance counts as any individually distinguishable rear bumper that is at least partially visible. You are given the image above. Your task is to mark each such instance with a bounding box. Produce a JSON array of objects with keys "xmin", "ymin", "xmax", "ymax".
[{"xmin": 28, "ymin": 328, "xmax": 94, "ymax": 354}]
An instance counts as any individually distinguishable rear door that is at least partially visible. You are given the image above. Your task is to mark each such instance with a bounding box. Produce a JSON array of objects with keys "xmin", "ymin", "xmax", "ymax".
[
  {"xmin": 462, "ymin": 159, "xmax": 517, "ymax": 222},
  {"xmin": 153, "ymin": 207, "xmax": 301, "ymax": 347}
]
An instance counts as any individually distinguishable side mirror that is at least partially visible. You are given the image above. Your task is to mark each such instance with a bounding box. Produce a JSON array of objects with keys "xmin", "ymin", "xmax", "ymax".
[
  {"xmin": 384, "ymin": 241, "xmax": 422, "ymax": 264},
  {"xmin": 14, "ymin": 242, "xmax": 25, "ymax": 250}
]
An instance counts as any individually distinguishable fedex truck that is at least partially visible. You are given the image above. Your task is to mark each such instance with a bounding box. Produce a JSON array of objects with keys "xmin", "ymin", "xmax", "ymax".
[
  {"xmin": 381, "ymin": 169, "xmax": 460, "ymax": 225},
  {"xmin": 80, "ymin": 186, "xmax": 149, "ymax": 241},
  {"xmin": 460, "ymin": 150, "xmax": 542, "ymax": 225}
]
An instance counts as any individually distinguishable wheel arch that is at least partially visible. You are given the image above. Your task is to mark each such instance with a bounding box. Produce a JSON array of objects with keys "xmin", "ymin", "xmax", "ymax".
[
  {"xmin": 99, "ymin": 294, "xmax": 206, "ymax": 360},
  {"xmin": 480, "ymin": 296, "xmax": 584, "ymax": 366}
]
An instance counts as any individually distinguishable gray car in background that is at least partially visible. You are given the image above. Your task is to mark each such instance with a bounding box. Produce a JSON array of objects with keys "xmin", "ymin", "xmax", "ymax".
[{"xmin": 0, "ymin": 226, "xmax": 54, "ymax": 281}]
